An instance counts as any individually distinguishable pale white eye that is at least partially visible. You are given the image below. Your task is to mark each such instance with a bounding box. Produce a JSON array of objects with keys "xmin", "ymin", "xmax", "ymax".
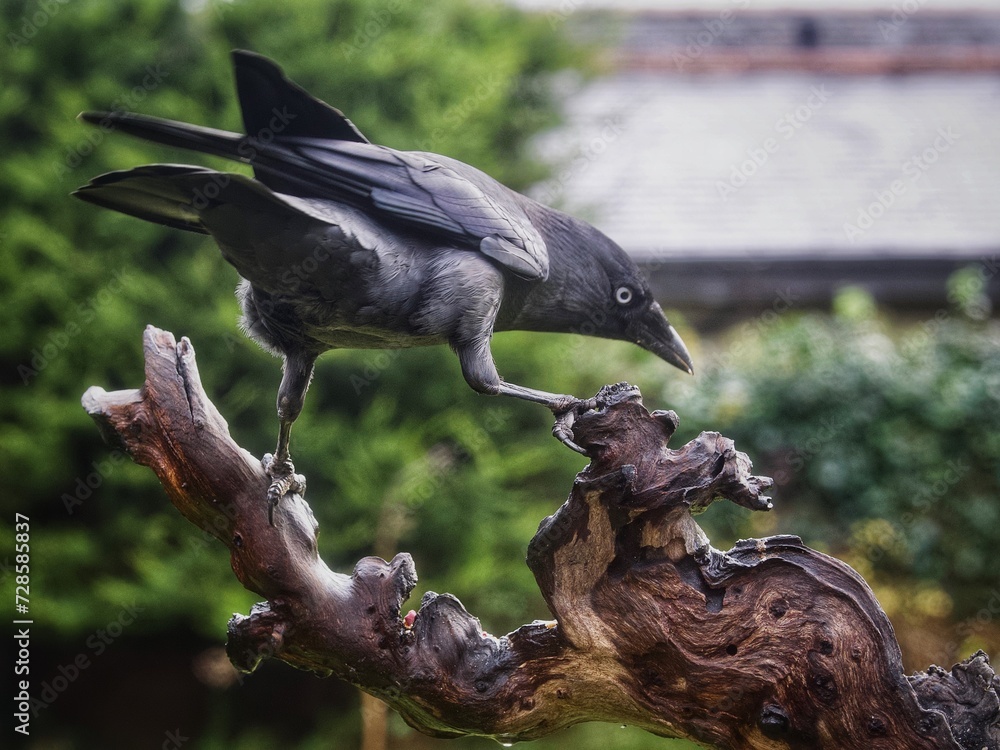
[{"xmin": 615, "ymin": 286, "xmax": 633, "ymax": 305}]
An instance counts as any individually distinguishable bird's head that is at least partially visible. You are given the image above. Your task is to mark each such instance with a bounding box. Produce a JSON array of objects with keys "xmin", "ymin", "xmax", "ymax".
[
  {"xmin": 597, "ymin": 266, "xmax": 694, "ymax": 376},
  {"xmin": 514, "ymin": 207, "xmax": 694, "ymax": 376}
]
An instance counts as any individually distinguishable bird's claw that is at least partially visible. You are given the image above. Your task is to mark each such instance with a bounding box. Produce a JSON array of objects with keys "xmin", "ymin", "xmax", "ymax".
[
  {"xmin": 550, "ymin": 397, "xmax": 596, "ymax": 456},
  {"xmin": 261, "ymin": 453, "xmax": 306, "ymax": 526}
]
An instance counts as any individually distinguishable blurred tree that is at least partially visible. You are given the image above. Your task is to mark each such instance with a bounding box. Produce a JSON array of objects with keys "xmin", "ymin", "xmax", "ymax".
[
  {"xmin": 0, "ymin": 0, "xmax": 580, "ymax": 633},
  {"xmin": 663, "ymin": 281, "xmax": 1000, "ymax": 669},
  {"xmin": 0, "ymin": 0, "xmax": 598, "ymax": 746},
  {"xmin": 3, "ymin": 0, "xmax": 998, "ymax": 746}
]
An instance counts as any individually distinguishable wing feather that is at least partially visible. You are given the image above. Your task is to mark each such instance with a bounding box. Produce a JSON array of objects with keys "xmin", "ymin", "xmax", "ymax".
[{"xmin": 255, "ymin": 140, "xmax": 549, "ymax": 280}]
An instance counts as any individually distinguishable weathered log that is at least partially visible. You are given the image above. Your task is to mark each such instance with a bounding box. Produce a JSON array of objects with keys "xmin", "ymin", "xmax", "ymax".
[{"xmin": 82, "ymin": 327, "xmax": 999, "ymax": 749}]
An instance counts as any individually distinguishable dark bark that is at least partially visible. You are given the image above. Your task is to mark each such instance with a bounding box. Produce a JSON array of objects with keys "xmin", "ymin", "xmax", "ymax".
[{"xmin": 82, "ymin": 327, "xmax": 998, "ymax": 749}]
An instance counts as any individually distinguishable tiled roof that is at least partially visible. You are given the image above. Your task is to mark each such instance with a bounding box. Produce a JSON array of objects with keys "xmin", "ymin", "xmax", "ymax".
[
  {"xmin": 531, "ymin": 72, "xmax": 1000, "ymax": 259},
  {"xmin": 528, "ymin": 11, "xmax": 1000, "ymax": 313}
]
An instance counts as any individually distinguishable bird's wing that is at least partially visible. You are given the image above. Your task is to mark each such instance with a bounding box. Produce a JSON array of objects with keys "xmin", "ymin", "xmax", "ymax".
[
  {"xmin": 375, "ymin": 153, "xmax": 549, "ymax": 281},
  {"xmin": 246, "ymin": 138, "xmax": 549, "ymax": 281},
  {"xmin": 229, "ymin": 52, "xmax": 548, "ymax": 281},
  {"xmin": 78, "ymin": 52, "xmax": 549, "ymax": 281}
]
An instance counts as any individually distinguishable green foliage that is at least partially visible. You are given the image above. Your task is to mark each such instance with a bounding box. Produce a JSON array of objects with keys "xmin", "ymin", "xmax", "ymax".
[
  {"xmin": 665, "ymin": 283, "xmax": 1000, "ymax": 622},
  {"xmin": 4, "ymin": 0, "xmax": 998, "ymax": 746},
  {"xmin": 1, "ymin": 0, "xmax": 579, "ymax": 640},
  {"xmin": 3, "ymin": 1, "xmax": 672, "ymax": 746}
]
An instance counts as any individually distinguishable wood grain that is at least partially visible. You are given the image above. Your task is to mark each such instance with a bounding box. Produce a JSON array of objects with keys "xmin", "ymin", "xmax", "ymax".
[{"xmin": 82, "ymin": 327, "xmax": 998, "ymax": 748}]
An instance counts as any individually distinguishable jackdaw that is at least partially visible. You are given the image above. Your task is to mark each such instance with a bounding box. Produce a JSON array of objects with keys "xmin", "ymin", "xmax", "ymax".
[{"xmin": 74, "ymin": 51, "xmax": 693, "ymax": 518}]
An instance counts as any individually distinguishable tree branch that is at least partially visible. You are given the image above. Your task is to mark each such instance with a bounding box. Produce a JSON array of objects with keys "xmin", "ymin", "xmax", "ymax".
[{"xmin": 82, "ymin": 327, "xmax": 998, "ymax": 749}]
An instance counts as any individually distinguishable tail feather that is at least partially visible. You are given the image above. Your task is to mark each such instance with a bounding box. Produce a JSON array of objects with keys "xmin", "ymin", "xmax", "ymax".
[
  {"xmin": 77, "ymin": 51, "xmax": 369, "ymax": 168},
  {"xmin": 72, "ymin": 165, "xmax": 222, "ymax": 234},
  {"xmin": 232, "ymin": 50, "xmax": 369, "ymax": 144},
  {"xmin": 73, "ymin": 164, "xmax": 354, "ymax": 305},
  {"xmin": 78, "ymin": 111, "xmax": 247, "ymax": 164},
  {"xmin": 72, "ymin": 164, "xmax": 337, "ymax": 237}
]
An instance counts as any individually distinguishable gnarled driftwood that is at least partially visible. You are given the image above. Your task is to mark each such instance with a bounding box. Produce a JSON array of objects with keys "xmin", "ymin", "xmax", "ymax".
[{"xmin": 82, "ymin": 327, "xmax": 999, "ymax": 749}]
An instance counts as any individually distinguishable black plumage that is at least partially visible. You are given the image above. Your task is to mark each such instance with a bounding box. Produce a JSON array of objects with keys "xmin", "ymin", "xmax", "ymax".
[{"xmin": 74, "ymin": 51, "xmax": 693, "ymax": 515}]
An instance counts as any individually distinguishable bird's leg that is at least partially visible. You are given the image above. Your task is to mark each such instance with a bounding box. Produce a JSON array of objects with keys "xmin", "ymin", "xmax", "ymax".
[
  {"xmin": 457, "ymin": 342, "xmax": 594, "ymax": 454},
  {"xmin": 493, "ymin": 381, "xmax": 577, "ymax": 410},
  {"xmin": 494, "ymin": 382, "xmax": 595, "ymax": 455},
  {"xmin": 262, "ymin": 352, "xmax": 316, "ymax": 524}
]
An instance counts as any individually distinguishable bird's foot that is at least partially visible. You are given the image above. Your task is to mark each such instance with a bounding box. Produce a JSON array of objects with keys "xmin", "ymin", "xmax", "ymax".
[
  {"xmin": 550, "ymin": 397, "xmax": 597, "ymax": 456},
  {"xmin": 261, "ymin": 453, "xmax": 307, "ymax": 525}
]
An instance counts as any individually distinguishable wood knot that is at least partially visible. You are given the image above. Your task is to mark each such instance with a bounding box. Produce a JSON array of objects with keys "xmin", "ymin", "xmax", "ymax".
[
  {"xmin": 809, "ymin": 667, "xmax": 838, "ymax": 705},
  {"xmin": 867, "ymin": 715, "xmax": 888, "ymax": 737},
  {"xmin": 768, "ymin": 599, "xmax": 788, "ymax": 618},
  {"xmin": 758, "ymin": 704, "xmax": 790, "ymax": 737}
]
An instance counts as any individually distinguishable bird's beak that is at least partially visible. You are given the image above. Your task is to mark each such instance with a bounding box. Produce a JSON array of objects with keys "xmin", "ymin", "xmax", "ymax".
[{"xmin": 633, "ymin": 302, "xmax": 694, "ymax": 375}]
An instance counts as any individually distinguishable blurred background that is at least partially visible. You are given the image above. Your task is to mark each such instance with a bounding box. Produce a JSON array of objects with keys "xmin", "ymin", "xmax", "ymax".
[{"xmin": 2, "ymin": 0, "xmax": 999, "ymax": 747}]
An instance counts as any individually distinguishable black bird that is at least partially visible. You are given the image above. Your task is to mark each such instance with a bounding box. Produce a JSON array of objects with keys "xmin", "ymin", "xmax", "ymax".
[{"xmin": 74, "ymin": 50, "xmax": 693, "ymax": 517}]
